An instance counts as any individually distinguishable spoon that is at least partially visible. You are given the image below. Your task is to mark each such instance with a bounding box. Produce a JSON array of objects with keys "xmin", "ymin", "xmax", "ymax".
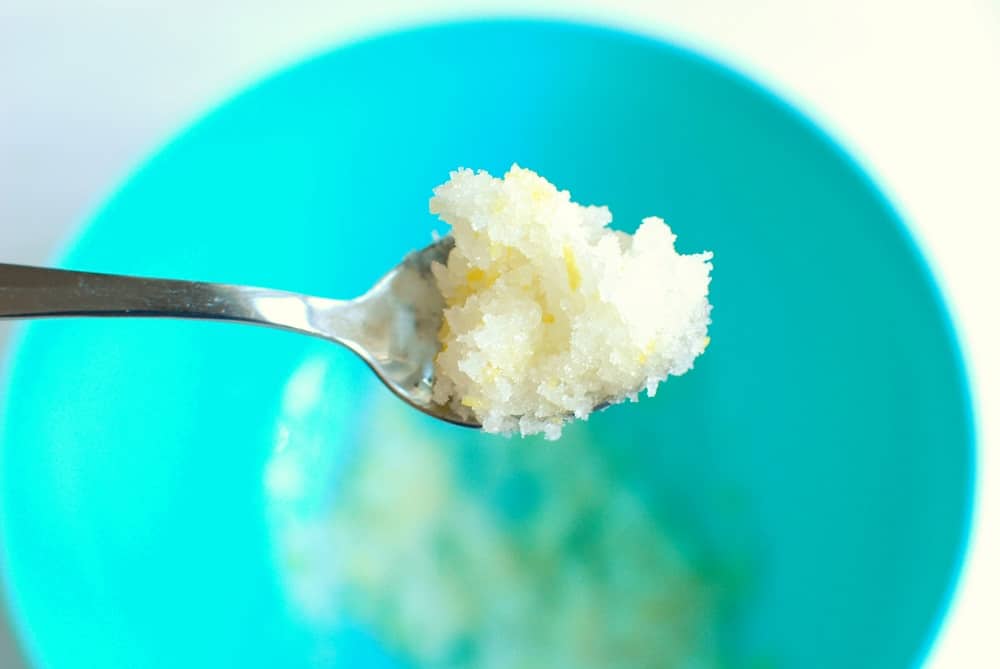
[{"xmin": 0, "ymin": 237, "xmax": 479, "ymax": 428}]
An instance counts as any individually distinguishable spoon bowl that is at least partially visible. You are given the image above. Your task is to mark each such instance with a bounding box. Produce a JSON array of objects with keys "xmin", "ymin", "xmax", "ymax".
[{"xmin": 342, "ymin": 236, "xmax": 469, "ymax": 424}]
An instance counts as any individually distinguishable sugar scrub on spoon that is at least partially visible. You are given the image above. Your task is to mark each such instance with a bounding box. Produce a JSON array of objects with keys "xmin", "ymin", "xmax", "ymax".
[{"xmin": 430, "ymin": 166, "xmax": 713, "ymax": 439}]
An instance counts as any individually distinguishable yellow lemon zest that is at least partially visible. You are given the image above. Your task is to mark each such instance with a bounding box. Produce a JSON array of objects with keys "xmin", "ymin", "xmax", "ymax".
[{"xmin": 563, "ymin": 245, "xmax": 581, "ymax": 291}]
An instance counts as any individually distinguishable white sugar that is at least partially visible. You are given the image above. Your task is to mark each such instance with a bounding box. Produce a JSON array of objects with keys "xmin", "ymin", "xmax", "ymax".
[{"xmin": 431, "ymin": 165, "xmax": 713, "ymax": 439}]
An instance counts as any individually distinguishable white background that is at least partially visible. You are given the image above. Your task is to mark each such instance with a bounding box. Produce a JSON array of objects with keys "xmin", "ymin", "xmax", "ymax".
[{"xmin": 1, "ymin": 1, "xmax": 998, "ymax": 667}]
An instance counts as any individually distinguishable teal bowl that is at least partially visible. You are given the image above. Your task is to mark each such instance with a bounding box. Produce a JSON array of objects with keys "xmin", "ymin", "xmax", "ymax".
[{"xmin": 0, "ymin": 19, "xmax": 974, "ymax": 669}]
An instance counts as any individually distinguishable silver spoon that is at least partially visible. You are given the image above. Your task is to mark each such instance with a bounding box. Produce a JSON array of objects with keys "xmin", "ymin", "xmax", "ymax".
[{"xmin": 0, "ymin": 236, "xmax": 479, "ymax": 428}]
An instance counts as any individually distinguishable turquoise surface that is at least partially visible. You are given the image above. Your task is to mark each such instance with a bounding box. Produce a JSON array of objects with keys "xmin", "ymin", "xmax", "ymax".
[{"xmin": 0, "ymin": 19, "xmax": 973, "ymax": 669}]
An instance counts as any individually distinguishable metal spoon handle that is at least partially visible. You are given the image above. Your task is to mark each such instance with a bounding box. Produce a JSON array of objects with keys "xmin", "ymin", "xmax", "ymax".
[
  {"xmin": 0, "ymin": 238, "xmax": 479, "ymax": 428},
  {"xmin": 0, "ymin": 262, "xmax": 349, "ymax": 339}
]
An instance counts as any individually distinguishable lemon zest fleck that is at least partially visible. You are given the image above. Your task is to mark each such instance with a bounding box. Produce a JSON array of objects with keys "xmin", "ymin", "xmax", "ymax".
[{"xmin": 563, "ymin": 245, "xmax": 581, "ymax": 291}]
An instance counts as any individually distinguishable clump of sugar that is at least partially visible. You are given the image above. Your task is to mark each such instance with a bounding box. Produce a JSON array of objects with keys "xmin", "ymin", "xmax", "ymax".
[{"xmin": 430, "ymin": 165, "xmax": 713, "ymax": 439}]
